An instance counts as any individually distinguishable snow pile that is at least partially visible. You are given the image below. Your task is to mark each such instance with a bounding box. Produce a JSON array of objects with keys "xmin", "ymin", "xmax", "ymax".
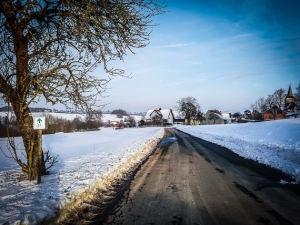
[
  {"xmin": 176, "ymin": 118, "xmax": 300, "ymax": 183},
  {"xmin": 0, "ymin": 127, "xmax": 163, "ymax": 225}
]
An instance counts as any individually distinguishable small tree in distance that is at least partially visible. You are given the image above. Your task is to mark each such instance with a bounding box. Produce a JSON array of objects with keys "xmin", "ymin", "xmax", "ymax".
[
  {"xmin": 273, "ymin": 88, "xmax": 287, "ymax": 109},
  {"xmin": 232, "ymin": 112, "xmax": 242, "ymax": 122},
  {"xmin": 176, "ymin": 97, "xmax": 202, "ymax": 125},
  {"xmin": 251, "ymin": 97, "xmax": 268, "ymax": 113},
  {"xmin": 126, "ymin": 115, "xmax": 136, "ymax": 127},
  {"xmin": 196, "ymin": 111, "xmax": 206, "ymax": 124},
  {"xmin": 112, "ymin": 109, "xmax": 128, "ymax": 117}
]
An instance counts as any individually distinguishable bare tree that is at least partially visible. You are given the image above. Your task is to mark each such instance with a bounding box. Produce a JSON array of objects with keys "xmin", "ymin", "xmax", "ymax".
[
  {"xmin": 251, "ymin": 97, "xmax": 268, "ymax": 113},
  {"xmin": 257, "ymin": 97, "xmax": 268, "ymax": 112},
  {"xmin": 86, "ymin": 110, "xmax": 102, "ymax": 121},
  {"xmin": 0, "ymin": 0, "xmax": 165, "ymax": 180},
  {"xmin": 126, "ymin": 115, "xmax": 136, "ymax": 127},
  {"xmin": 195, "ymin": 111, "xmax": 205, "ymax": 124},
  {"xmin": 232, "ymin": 112, "xmax": 242, "ymax": 122},
  {"xmin": 264, "ymin": 89, "xmax": 286, "ymax": 110},
  {"xmin": 265, "ymin": 94, "xmax": 275, "ymax": 109},
  {"xmin": 273, "ymin": 88, "xmax": 286, "ymax": 109},
  {"xmin": 176, "ymin": 97, "xmax": 201, "ymax": 125}
]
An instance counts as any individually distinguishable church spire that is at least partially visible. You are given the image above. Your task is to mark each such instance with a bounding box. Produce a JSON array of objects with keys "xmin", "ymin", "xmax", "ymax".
[
  {"xmin": 286, "ymin": 84, "xmax": 294, "ymax": 98},
  {"xmin": 285, "ymin": 83, "xmax": 295, "ymax": 110}
]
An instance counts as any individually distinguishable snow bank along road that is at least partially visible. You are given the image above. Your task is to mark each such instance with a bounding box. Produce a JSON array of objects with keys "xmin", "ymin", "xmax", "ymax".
[{"xmin": 102, "ymin": 128, "xmax": 300, "ymax": 225}]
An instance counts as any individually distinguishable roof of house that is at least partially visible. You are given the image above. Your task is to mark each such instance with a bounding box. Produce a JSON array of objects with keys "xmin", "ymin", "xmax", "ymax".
[
  {"xmin": 145, "ymin": 109, "xmax": 185, "ymax": 120},
  {"xmin": 160, "ymin": 109, "xmax": 172, "ymax": 119},
  {"xmin": 205, "ymin": 110, "xmax": 231, "ymax": 121},
  {"xmin": 145, "ymin": 109, "xmax": 162, "ymax": 120},
  {"xmin": 214, "ymin": 113, "xmax": 230, "ymax": 120},
  {"xmin": 172, "ymin": 110, "xmax": 185, "ymax": 119},
  {"xmin": 264, "ymin": 106, "xmax": 285, "ymax": 114},
  {"xmin": 220, "ymin": 113, "xmax": 232, "ymax": 120}
]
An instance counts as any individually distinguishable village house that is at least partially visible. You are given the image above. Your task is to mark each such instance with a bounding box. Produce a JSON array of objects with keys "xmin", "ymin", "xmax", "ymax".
[
  {"xmin": 145, "ymin": 108, "xmax": 184, "ymax": 126},
  {"xmin": 187, "ymin": 119, "xmax": 201, "ymax": 125},
  {"xmin": 172, "ymin": 110, "xmax": 186, "ymax": 124},
  {"xmin": 202, "ymin": 110, "xmax": 232, "ymax": 125},
  {"xmin": 263, "ymin": 105, "xmax": 286, "ymax": 121}
]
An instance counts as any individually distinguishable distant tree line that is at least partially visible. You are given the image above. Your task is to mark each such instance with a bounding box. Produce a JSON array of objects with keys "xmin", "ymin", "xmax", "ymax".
[
  {"xmin": 0, "ymin": 106, "xmax": 52, "ymax": 112},
  {"xmin": 0, "ymin": 111, "xmax": 103, "ymax": 137},
  {"xmin": 111, "ymin": 109, "xmax": 128, "ymax": 118},
  {"xmin": 0, "ymin": 115, "xmax": 20, "ymax": 137}
]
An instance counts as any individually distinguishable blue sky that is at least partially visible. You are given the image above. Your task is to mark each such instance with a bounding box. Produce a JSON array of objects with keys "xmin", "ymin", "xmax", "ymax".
[
  {"xmin": 100, "ymin": 0, "xmax": 300, "ymax": 113},
  {"xmin": 52, "ymin": 0, "xmax": 300, "ymax": 113}
]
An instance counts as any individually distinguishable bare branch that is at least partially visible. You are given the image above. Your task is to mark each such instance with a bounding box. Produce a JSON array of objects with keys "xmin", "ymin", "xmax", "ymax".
[{"xmin": 0, "ymin": 0, "xmax": 166, "ymax": 180}]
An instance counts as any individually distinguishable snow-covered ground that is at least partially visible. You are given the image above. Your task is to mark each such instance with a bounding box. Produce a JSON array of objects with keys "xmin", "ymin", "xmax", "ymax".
[
  {"xmin": 0, "ymin": 112, "xmax": 143, "ymax": 123},
  {"xmin": 0, "ymin": 127, "xmax": 163, "ymax": 225},
  {"xmin": 0, "ymin": 118, "xmax": 300, "ymax": 225},
  {"xmin": 176, "ymin": 118, "xmax": 300, "ymax": 183},
  {"xmin": 101, "ymin": 113, "xmax": 143, "ymax": 123}
]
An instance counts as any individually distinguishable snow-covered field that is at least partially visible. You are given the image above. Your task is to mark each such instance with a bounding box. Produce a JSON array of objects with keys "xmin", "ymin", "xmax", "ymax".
[
  {"xmin": 0, "ymin": 112, "xmax": 143, "ymax": 123},
  {"xmin": 101, "ymin": 113, "xmax": 143, "ymax": 123},
  {"xmin": 0, "ymin": 127, "xmax": 163, "ymax": 225},
  {"xmin": 0, "ymin": 118, "xmax": 299, "ymax": 225},
  {"xmin": 36, "ymin": 112, "xmax": 143, "ymax": 123},
  {"xmin": 176, "ymin": 118, "xmax": 300, "ymax": 183}
]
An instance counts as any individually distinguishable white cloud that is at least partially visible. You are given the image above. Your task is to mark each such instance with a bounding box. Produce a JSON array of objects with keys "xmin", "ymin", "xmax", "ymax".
[{"xmin": 161, "ymin": 42, "xmax": 194, "ymax": 48}]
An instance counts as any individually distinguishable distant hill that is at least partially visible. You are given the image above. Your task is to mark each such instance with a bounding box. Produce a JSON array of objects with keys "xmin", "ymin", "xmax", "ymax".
[
  {"xmin": 0, "ymin": 106, "xmax": 52, "ymax": 112},
  {"xmin": 0, "ymin": 106, "xmax": 146, "ymax": 116}
]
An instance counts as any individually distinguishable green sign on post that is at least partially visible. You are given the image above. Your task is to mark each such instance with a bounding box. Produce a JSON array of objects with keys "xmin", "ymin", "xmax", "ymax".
[
  {"xmin": 33, "ymin": 117, "xmax": 46, "ymax": 184},
  {"xmin": 33, "ymin": 117, "xmax": 46, "ymax": 130}
]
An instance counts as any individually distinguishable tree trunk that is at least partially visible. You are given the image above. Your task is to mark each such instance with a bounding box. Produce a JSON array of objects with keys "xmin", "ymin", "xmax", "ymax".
[
  {"xmin": 11, "ymin": 102, "xmax": 46, "ymax": 180},
  {"xmin": 3, "ymin": 3, "xmax": 46, "ymax": 181}
]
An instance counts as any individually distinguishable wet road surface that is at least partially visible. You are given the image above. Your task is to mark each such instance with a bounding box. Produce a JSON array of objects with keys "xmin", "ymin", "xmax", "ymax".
[{"xmin": 101, "ymin": 128, "xmax": 300, "ymax": 225}]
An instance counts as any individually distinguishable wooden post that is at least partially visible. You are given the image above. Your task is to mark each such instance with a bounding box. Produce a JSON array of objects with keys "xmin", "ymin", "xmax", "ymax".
[
  {"xmin": 33, "ymin": 117, "xmax": 46, "ymax": 184},
  {"xmin": 37, "ymin": 129, "xmax": 42, "ymax": 184}
]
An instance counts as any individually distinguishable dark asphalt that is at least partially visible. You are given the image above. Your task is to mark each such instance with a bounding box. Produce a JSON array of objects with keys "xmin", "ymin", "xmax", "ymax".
[{"xmin": 101, "ymin": 128, "xmax": 300, "ymax": 225}]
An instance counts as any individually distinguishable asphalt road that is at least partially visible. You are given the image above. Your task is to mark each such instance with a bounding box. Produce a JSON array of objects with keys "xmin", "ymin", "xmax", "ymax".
[{"xmin": 101, "ymin": 128, "xmax": 300, "ymax": 225}]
